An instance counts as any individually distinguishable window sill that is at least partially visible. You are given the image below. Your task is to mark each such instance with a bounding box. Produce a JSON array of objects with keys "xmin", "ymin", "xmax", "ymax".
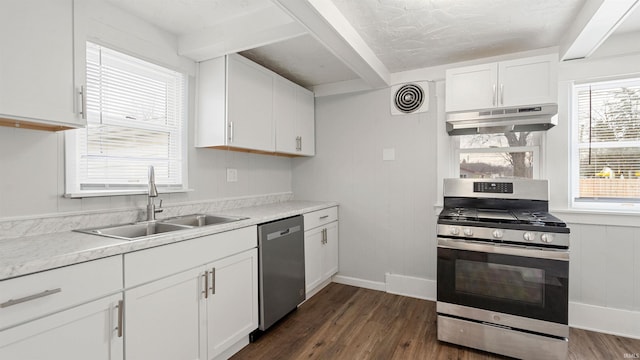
[
  {"xmin": 64, "ymin": 188, "xmax": 193, "ymax": 199},
  {"xmin": 550, "ymin": 208, "xmax": 640, "ymax": 228}
]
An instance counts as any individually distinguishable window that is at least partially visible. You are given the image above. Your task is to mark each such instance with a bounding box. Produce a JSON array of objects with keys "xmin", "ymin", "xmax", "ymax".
[
  {"xmin": 571, "ymin": 77, "xmax": 640, "ymax": 210},
  {"xmin": 65, "ymin": 42, "xmax": 187, "ymax": 197},
  {"xmin": 454, "ymin": 132, "xmax": 541, "ymax": 179}
]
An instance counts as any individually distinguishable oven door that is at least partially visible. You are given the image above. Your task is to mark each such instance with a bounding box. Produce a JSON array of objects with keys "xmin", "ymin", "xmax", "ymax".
[{"xmin": 437, "ymin": 238, "xmax": 568, "ymax": 326}]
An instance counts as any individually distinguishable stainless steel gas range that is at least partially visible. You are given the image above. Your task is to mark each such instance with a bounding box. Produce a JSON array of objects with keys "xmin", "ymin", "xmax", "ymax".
[{"xmin": 436, "ymin": 178, "xmax": 570, "ymax": 360}]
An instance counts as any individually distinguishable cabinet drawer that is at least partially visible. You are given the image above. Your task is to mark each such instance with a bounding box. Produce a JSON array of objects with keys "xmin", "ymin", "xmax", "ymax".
[
  {"xmin": 304, "ymin": 207, "xmax": 338, "ymax": 230},
  {"xmin": 125, "ymin": 226, "xmax": 257, "ymax": 288},
  {"xmin": 0, "ymin": 255, "xmax": 122, "ymax": 330}
]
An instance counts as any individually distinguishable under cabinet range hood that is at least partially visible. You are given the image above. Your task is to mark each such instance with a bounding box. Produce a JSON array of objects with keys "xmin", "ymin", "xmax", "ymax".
[{"xmin": 446, "ymin": 103, "xmax": 558, "ymax": 135}]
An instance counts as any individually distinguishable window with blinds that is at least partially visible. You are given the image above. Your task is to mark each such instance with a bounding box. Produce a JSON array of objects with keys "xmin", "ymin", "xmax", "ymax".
[
  {"xmin": 572, "ymin": 77, "xmax": 640, "ymax": 206},
  {"xmin": 65, "ymin": 42, "xmax": 187, "ymax": 197}
]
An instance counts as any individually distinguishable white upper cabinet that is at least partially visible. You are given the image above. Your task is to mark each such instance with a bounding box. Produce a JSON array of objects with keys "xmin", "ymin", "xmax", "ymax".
[
  {"xmin": 274, "ymin": 77, "xmax": 315, "ymax": 156},
  {"xmin": 196, "ymin": 54, "xmax": 274, "ymax": 152},
  {"xmin": 227, "ymin": 55, "xmax": 275, "ymax": 152},
  {"xmin": 445, "ymin": 54, "xmax": 558, "ymax": 112},
  {"xmin": 197, "ymin": 54, "xmax": 315, "ymax": 156},
  {"xmin": 0, "ymin": 0, "xmax": 85, "ymax": 130}
]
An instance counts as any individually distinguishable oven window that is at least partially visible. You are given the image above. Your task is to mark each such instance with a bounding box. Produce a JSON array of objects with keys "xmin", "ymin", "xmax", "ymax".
[
  {"xmin": 455, "ymin": 260, "xmax": 544, "ymax": 305},
  {"xmin": 437, "ymin": 247, "xmax": 569, "ymax": 324}
]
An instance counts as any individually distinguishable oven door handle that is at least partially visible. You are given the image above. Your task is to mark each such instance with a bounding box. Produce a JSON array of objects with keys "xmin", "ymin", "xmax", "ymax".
[{"xmin": 438, "ymin": 238, "xmax": 569, "ymax": 261}]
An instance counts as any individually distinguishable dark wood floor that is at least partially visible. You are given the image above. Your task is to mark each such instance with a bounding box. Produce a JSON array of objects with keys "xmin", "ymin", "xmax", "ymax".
[{"xmin": 232, "ymin": 283, "xmax": 640, "ymax": 360}]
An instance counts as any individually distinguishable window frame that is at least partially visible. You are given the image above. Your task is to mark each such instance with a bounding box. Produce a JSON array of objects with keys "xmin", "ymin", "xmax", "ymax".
[
  {"xmin": 64, "ymin": 42, "xmax": 189, "ymax": 198},
  {"xmin": 570, "ymin": 77, "xmax": 640, "ymax": 212},
  {"xmin": 451, "ymin": 134, "xmax": 542, "ymax": 179}
]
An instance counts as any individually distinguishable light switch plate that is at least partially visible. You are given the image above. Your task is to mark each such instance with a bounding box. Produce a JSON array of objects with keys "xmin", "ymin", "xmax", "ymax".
[
  {"xmin": 383, "ymin": 148, "xmax": 395, "ymax": 161},
  {"xmin": 226, "ymin": 168, "xmax": 238, "ymax": 182}
]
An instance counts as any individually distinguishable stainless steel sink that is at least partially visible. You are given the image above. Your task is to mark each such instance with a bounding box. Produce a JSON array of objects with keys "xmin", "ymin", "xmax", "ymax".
[
  {"xmin": 161, "ymin": 214, "xmax": 247, "ymax": 227},
  {"xmin": 76, "ymin": 221, "xmax": 193, "ymax": 240},
  {"xmin": 75, "ymin": 213, "xmax": 248, "ymax": 240}
]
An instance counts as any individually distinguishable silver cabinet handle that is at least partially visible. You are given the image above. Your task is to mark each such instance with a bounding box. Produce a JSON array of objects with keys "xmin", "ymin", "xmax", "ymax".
[
  {"xmin": 78, "ymin": 86, "xmax": 87, "ymax": 120},
  {"xmin": 296, "ymin": 136, "xmax": 302, "ymax": 151},
  {"xmin": 321, "ymin": 228, "xmax": 328, "ymax": 244},
  {"xmin": 0, "ymin": 288, "xmax": 62, "ymax": 308},
  {"xmin": 492, "ymin": 84, "xmax": 497, "ymax": 106},
  {"xmin": 500, "ymin": 83, "xmax": 504, "ymax": 105},
  {"xmin": 319, "ymin": 215, "xmax": 329, "ymax": 220},
  {"xmin": 116, "ymin": 300, "xmax": 124, "ymax": 338},
  {"xmin": 228, "ymin": 121, "xmax": 234, "ymax": 143},
  {"xmin": 202, "ymin": 272, "xmax": 209, "ymax": 299},
  {"xmin": 211, "ymin": 268, "xmax": 216, "ymax": 295}
]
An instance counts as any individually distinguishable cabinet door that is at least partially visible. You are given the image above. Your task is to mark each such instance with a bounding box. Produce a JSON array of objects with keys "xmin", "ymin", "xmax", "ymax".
[
  {"xmin": 499, "ymin": 55, "xmax": 557, "ymax": 107},
  {"xmin": 296, "ymin": 88, "xmax": 315, "ymax": 156},
  {"xmin": 0, "ymin": 294, "xmax": 123, "ymax": 360},
  {"xmin": 0, "ymin": 0, "xmax": 82, "ymax": 128},
  {"xmin": 322, "ymin": 221, "xmax": 339, "ymax": 280},
  {"xmin": 445, "ymin": 63, "xmax": 498, "ymax": 112},
  {"xmin": 274, "ymin": 77, "xmax": 298, "ymax": 154},
  {"xmin": 125, "ymin": 268, "xmax": 205, "ymax": 360},
  {"xmin": 304, "ymin": 226, "xmax": 324, "ymax": 294},
  {"xmin": 207, "ymin": 249, "xmax": 258, "ymax": 359},
  {"xmin": 227, "ymin": 55, "xmax": 274, "ymax": 152}
]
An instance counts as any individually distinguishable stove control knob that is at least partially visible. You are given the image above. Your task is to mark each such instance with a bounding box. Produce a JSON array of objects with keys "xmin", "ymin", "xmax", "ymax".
[
  {"xmin": 492, "ymin": 230, "xmax": 503, "ymax": 239},
  {"xmin": 541, "ymin": 233, "xmax": 553, "ymax": 243},
  {"xmin": 523, "ymin": 232, "xmax": 535, "ymax": 242},
  {"xmin": 463, "ymin": 228, "xmax": 473, "ymax": 236},
  {"xmin": 450, "ymin": 227, "xmax": 460, "ymax": 236}
]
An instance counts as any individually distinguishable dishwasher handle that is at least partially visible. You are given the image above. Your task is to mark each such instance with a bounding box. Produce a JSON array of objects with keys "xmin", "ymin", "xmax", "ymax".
[{"xmin": 266, "ymin": 225, "xmax": 301, "ymax": 241}]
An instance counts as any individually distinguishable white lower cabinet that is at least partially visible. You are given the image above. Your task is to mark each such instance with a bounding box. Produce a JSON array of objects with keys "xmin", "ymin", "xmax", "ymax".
[
  {"xmin": 124, "ymin": 268, "xmax": 204, "ymax": 360},
  {"xmin": 0, "ymin": 256, "xmax": 123, "ymax": 360},
  {"xmin": 0, "ymin": 293, "xmax": 123, "ymax": 360},
  {"xmin": 304, "ymin": 207, "xmax": 339, "ymax": 296},
  {"xmin": 123, "ymin": 226, "xmax": 258, "ymax": 360},
  {"xmin": 206, "ymin": 249, "xmax": 258, "ymax": 359}
]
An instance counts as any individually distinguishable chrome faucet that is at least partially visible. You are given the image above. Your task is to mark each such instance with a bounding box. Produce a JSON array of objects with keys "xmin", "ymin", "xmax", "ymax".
[{"xmin": 146, "ymin": 166, "xmax": 163, "ymax": 221}]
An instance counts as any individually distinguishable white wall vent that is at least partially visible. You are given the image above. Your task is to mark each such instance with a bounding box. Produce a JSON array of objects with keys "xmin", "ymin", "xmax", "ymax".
[{"xmin": 390, "ymin": 81, "xmax": 429, "ymax": 115}]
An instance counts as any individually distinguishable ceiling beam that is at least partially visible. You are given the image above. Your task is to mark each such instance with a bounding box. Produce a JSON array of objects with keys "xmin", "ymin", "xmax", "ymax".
[
  {"xmin": 560, "ymin": 0, "xmax": 640, "ymax": 61},
  {"xmin": 272, "ymin": 0, "xmax": 390, "ymax": 89},
  {"xmin": 178, "ymin": 5, "xmax": 306, "ymax": 62}
]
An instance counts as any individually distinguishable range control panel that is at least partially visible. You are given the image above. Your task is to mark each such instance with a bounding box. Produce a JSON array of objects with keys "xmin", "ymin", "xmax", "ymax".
[{"xmin": 473, "ymin": 182, "xmax": 513, "ymax": 194}]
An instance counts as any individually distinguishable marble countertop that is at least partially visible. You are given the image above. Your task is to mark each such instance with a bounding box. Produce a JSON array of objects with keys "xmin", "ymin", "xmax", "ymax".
[{"xmin": 0, "ymin": 200, "xmax": 337, "ymax": 281}]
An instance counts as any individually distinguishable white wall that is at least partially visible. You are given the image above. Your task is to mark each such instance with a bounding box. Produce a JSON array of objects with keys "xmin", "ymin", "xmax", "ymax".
[
  {"xmin": 293, "ymin": 32, "xmax": 640, "ymax": 337},
  {"xmin": 292, "ymin": 85, "xmax": 438, "ymax": 285},
  {"xmin": 0, "ymin": 0, "xmax": 292, "ymax": 220}
]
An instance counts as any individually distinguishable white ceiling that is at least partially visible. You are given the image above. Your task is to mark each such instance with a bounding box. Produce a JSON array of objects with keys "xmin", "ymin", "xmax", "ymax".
[
  {"xmin": 330, "ymin": 0, "xmax": 586, "ymax": 73},
  {"xmin": 106, "ymin": 0, "xmax": 640, "ymax": 90}
]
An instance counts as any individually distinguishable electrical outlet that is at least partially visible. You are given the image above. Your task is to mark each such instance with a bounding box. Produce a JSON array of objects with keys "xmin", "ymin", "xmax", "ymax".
[{"xmin": 226, "ymin": 168, "xmax": 238, "ymax": 182}]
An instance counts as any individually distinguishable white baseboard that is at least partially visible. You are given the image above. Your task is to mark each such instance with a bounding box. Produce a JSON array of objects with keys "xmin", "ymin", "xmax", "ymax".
[
  {"xmin": 333, "ymin": 273, "xmax": 640, "ymax": 339},
  {"xmin": 332, "ymin": 275, "xmax": 386, "ymax": 292},
  {"xmin": 569, "ymin": 302, "xmax": 640, "ymax": 339},
  {"xmin": 385, "ymin": 273, "xmax": 436, "ymax": 301}
]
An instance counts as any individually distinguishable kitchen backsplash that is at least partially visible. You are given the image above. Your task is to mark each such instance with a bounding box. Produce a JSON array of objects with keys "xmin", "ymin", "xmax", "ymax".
[{"xmin": 0, "ymin": 192, "xmax": 294, "ymax": 241}]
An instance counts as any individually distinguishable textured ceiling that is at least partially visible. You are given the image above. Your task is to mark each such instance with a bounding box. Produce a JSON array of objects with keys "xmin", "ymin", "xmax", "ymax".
[
  {"xmin": 330, "ymin": 0, "xmax": 587, "ymax": 73},
  {"xmin": 104, "ymin": 0, "xmax": 640, "ymax": 88}
]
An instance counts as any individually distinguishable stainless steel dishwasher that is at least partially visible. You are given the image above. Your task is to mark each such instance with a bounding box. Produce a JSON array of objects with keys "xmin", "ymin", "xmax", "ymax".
[{"xmin": 252, "ymin": 215, "xmax": 305, "ymax": 339}]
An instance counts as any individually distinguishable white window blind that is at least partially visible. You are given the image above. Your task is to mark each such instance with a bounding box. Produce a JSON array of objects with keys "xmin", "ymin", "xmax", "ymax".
[
  {"xmin": 65, "ymin": 42, "xmax": 187, "ymax": 197},
  {"xmin": 572, "ymin": 78, "xmax": 640, "ymax": 206}
]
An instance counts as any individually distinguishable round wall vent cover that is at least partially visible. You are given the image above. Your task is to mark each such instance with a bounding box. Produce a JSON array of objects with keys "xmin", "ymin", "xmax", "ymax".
[{"xmin": 394, "ymin": 83, "xmax": 424, "ymax": 114}]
